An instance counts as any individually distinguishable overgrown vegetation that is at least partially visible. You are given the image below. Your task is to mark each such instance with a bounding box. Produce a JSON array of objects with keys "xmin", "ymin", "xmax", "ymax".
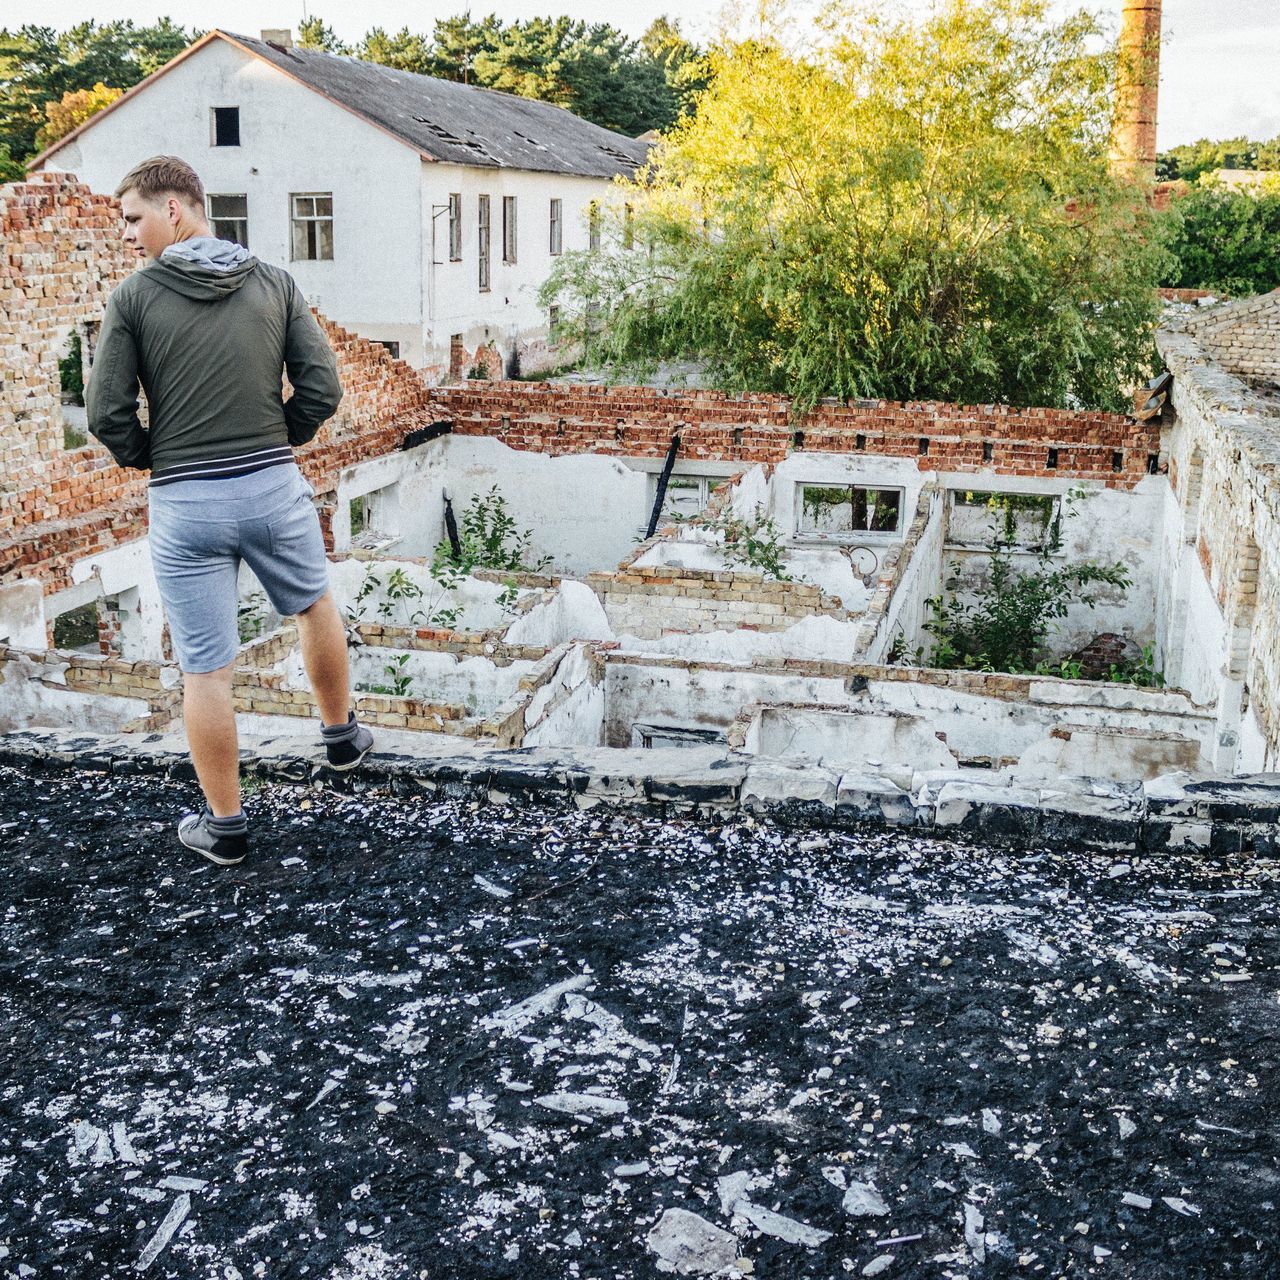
[
  {"xmin": 1159, "ymin": 184, "xmax": 1280, "ymax": 296},
  {"xmin": 1158, "ymin": 134, "xmax": 1280, "ymax": 184},
  {"xmin": 543, "ymin": 0, "xmax": 1168, "ymax": 413},
  {"xmin": 898, "ymin": 491, "xmax": 1135, "ymax": 676},
  {"xmin": 697, "ymin": 506, "xmax": 792, "ymax": 581}
]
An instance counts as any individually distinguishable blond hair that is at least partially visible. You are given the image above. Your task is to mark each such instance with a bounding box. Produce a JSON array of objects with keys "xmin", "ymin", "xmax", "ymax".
[{"xmin": 114, "ymin": 155, "xmax": 205, "ymax": 209}]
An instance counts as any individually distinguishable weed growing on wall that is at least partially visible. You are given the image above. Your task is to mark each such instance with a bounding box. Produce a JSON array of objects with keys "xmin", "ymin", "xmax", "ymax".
[
  {"xmin": 434, "ymin": 487, "xmax": 551, "ymax": 577},
  {"xmin": 697, "ymin": 506, "xmax": 792, "ymax": 581},
  {"xmin": 908, "ymin": 491, "xmax": 1131, "ymax": 674}
]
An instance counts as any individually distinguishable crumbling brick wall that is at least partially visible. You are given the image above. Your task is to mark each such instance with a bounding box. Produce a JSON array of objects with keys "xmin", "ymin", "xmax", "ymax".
[
  {"xmin": 435, "ymin": 382, "xmax": 1159, "ymax": 487},
  {"xmin": 0, "ymin": 171, "xmax": 438, "ymax": 593},
  {"xmin": 1184, "ymin": 289, "xmax": 1280, "ymax": 383}
]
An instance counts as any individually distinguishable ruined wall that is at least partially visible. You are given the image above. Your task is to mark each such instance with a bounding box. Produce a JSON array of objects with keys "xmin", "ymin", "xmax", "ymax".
[
  {"xmin": 0, "ymin": 172, "xmax": 437, "ymax": 597},
  {"xmin": 1158, "ymin": 314, "xmax": 1280, "ymax": 769},
  {"xmin": 1183, "ymin": 290, "xmax": 1280, "ymax": 383},
  {"xmin": 437, "ymin": 383, "xmax": 1159, "ymax": 487}
]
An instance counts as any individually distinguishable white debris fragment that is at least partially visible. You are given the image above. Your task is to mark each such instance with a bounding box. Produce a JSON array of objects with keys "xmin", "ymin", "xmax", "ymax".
[
  {"xmin": 717, "ymin": 1171, "xmax": 757, "ymax": 1215},
  {"xmin": 532, "ymin": 1091, "xmax": 628, "ymax": 1119},
  {"xmin": 1121, "ymin": 1192, "xmax": 1152, "ymax": 1209},
  {"xmin": 481, "ymin": 974, "xmax": 593, "ymax": 1034},
  {"xmin": 614, "ymin": 1161, "xmax": 651, "ymax": 1178},
  {"xmin": 306, "ymin": 1078, "xmax": 340, "ymax": 1110},
  {"xmin": 1117, "ymin": 1115, "xmax": 1137, "ymax": 1139},
  {"xmin": 842, "ymin": 1182, "xmax": 889, "ymax": 1217},
  {"xmin": 943, "ymin": 1143, "xmax": 978, "ymax": 1160},
  {"xmin": 112, "ymin": 1123, "xmax": 142, "ymax": 1165},
  {"xmin": 135, "ymin": 1194, "xmax": 191, "ymax": 1271},
  {"xmin": 474, "ymin": 874, "xmax": 513, "ymax": 898},
  {"xmin": 157, "ymin": 1176, "xmax": 207, "ymax": 1192},
  {"xmin": 862, "ymin": 1257, "xmax": 895, "ymax": 1277},
  {"xmin": 1162, "ymin": 1196, "xmax": 1201, "ymax": 1217},
  {"xmin": 738, "ymin": 1201, "xmax": 832, "ymax": 1247},
  {"xmin": 963, "ymin": 1203, "xmax": 985, "ymax": 1263},
  {"xmin": 646, "ymin": 1208, "xmax": 738, "ymax": 1274},
  {"xmin": 981, "ymin": 1110, "xmax": 1002, "ymax": 1136}
]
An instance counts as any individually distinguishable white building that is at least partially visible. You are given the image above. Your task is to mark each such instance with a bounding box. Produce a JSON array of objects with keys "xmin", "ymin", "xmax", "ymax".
[{"xmin": 31, "ymin": 29, "xmax": 649, "ymax": 375}]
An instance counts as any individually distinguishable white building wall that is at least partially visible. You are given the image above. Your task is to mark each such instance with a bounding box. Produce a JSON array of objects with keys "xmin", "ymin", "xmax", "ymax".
[{"xmin": 421, "ymin": 165, "xmax": 622, "ymax": 376}]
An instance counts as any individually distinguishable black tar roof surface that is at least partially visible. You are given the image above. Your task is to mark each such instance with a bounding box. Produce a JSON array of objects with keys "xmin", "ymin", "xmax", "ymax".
[
  {"xmin": 226, "ymin": 31, "xmax": 652, "ymax": 179},
  {"xmin": 1, "ymin": 763, "xmax": 1278, "ymax": 1277}
]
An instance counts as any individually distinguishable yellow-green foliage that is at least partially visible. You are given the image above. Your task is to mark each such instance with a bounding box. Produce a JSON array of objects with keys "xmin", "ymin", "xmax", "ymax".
[{"xmin": 543, "ymin": 0, "xmax": 1170, "ymax": 412}]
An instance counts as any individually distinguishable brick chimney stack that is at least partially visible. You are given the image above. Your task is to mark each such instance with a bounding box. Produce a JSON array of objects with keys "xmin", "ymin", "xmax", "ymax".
[{"xmin": 1109, "ymin": 1, "xmax": 1162, "ymax": 182}]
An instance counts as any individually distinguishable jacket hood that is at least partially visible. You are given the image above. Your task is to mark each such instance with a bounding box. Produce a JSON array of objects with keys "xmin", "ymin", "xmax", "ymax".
[{"xmin": 142, "ymin": 252, "xmax": 259, "ymax": 301}]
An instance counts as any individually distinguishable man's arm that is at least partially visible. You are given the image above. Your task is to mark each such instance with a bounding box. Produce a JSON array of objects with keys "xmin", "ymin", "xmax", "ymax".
[
  {"xmin": 85, "ymin": 292, "xmax": 150, "ymax": 470},
  {"xmin": 283, "ymin": 280, "xmax": 343, "ymax": 447}
]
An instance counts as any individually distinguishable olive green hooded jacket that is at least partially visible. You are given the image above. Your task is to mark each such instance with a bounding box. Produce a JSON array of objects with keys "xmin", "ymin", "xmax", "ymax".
[{"xmin": 86, "ymin": 252, "xmax": 342, "ymax": 478}]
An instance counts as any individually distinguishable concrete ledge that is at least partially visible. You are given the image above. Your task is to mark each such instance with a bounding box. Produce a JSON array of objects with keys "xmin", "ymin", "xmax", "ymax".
[{"xmin": 3, "ymin": 728, "xmax": 1279, "ymax": 854}]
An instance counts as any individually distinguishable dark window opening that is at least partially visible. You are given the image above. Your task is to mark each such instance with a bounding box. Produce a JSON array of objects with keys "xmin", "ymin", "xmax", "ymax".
[
  {"xmin": 918, "ymin": 436, "xmax": 930, "ymax": 456},
  {"xmin": 1046, "ymin": 447, "xmax": 1059, "ymax": 469},
  {"xmin": 855, "ymin": 433, "xmax": 866, "ymax": 450},
  {"xmin": 211, "ymin": 107, "xmax": 240, "ymax": 147},
  {"xmin": 1111, "ymin": 450, "xmax": 1124, "ymax": 472},
  {"xmin": 982, "ymin": 441, "xmax": 994, "ymax": 462}
]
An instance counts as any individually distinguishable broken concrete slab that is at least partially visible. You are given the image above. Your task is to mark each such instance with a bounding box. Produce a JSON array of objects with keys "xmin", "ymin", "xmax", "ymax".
[{"xmin": 646, "ymin": 1208, "xmax": 739, "ymax": 1274}]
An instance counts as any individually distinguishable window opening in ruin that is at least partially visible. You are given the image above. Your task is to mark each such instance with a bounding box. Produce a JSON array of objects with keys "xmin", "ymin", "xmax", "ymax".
[
  {"xmin": 502, "ymin": 196, "xmax": 518, "ymax": 264},
  {"xmin": 549, "ymin": 198, "xmax": 563, "ymax": 255},
  {"xmin": 349, "ymin": 496, "xmax": 369, "ymax": 539},
  {"xmin": 211, "ymin": 106, "xmax": 240, "ymax": 146},
  {"xmin": 207, "ymin": 194, "xmax": 249, "ymax": 248},
  {"xmin": 52, "ymin": 602, "xmax": 99, "ymax": 652},
  {"xmin": 632, "ymin": 723, "xmax": 725, "ymax": 749},
  {"xmin": 656, "ymin": 474, "xmax": 722, "ymax": 522},
  {"xmin": 478, "ymin": 195, "xmax": 491, "ymax": 290},
  {"xmin": 58, "ymin": 332, "xmax": 88, "ymax": 449},
  {"xmin": 797, "ymin": 485, "xmax": 903, "ymax": 539},
  {"xmin": 291, "ymin": 193, "xmax": 333, "ymax": 261},
  {"xmin": 947, "ymin": 490, "xmax": 1058, "ymax": 550},
  {"xmin": 448, "ymin": 193, "xmax": 462, "ymax": 260},
  {"xmin": 374, "ymin": 340, "xmax": 400, "ymax": 359},
  {"xmin": 588, "ymin": 201, "xmax": 601, "ymax": 251}
]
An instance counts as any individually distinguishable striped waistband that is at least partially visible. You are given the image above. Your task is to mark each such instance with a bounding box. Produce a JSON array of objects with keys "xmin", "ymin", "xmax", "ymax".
[{"xmin": 149, "ymin": 445, "xmax": 294, "ymax": 488}]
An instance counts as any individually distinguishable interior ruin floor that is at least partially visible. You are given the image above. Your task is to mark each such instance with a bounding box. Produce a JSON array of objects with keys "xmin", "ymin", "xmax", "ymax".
[{"xmin": 1, "ymin": 765, "xmax": 1277, "ymax": 1278}]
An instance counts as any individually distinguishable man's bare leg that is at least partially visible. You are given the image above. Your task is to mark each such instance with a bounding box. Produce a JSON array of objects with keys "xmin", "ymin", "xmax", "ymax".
[
  {"xmin": 183, "ymin": 661, "xmax": 241, "ymax": 817},
  {"xmin": 295, "ymin": 591, "xmax": 350, "ymax": 726}
]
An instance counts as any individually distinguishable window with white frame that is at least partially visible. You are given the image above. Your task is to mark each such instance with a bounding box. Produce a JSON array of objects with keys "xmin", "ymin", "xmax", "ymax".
[
  {"xmin": 654, "ymin": 473, "xmax": 723, "ymax": 522},
  {"xmin": 796, "ymin": 484, "xmax": 903, "ymax": 538},
  {"xmin": 207, "ymin": 194, "xmax": 248, "ymax": 248},
  {"xmin": 290, "ymin": 193, "xmax": 333, "ymax": 260},
  {"xmin": 549, "ymin": 197, "xmax": 563, "ymax": 255},
  {"xmin": 502, "ymin": 195, "xmax": 517, "ymax": 263},
  {"xmin": 478, "ymin": 195, "xmax": 491, "ymax": 290},
  {"xmin": 448, "ymin": 193, "xmax": 462, "ymax": 261}
]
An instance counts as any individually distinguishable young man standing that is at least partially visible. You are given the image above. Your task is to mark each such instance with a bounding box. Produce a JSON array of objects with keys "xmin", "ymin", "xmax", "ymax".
[{"xmin": 87, "ymin": 155, "xmax": 373, "ymax": 867}]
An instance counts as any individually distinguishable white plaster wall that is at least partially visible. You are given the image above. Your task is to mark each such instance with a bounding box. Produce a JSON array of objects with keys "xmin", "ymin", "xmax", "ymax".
[
  {"xmin": 603, "ymin": 660, "xmax": 1217, "ymax": 763},
  {"xmin": 863, "ymin": 490, "xmax": 946, "ymax": 663},
  {"xmin": 283, "ymin": 645, "xmax": 534, "ymax": 715},
  {"xmin": 423, "ymin": 167, "xmax": 622, "ymax": 372},
  {"xmin": 43, "ymin": 39, "xmax": 427, "ymax": 362},
  {"xmin": 754, "ymin": 706, "xmax": 958, "ymax": 771},
  {"xmin": 616, "ymin": 614, "xmax": 859, "ymax": 663},
  {"xmin": 0, "ymin": 582, "xmax": 47, "ymax": 649},
  {"xmin": 0, "ymin": 651, "xmax": 151, "ymax": 732},
  {"xmin": 371, "ymin": 436, "xmax": 652, "ymax": 573},
  {"xmin": 504, "ymin": 581, "xmax": 613, "ymax": 647},
  {"xmin": 328, "ymin": 556, "xmax": 533, "ymax": 631}
]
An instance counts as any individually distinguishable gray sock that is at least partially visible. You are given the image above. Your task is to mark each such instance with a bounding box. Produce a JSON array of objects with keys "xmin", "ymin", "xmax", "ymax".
[
  {"xmin": 207, "ymin": 810, "xmax": 248, "ymax": 836},
  {"xmin": 321, "ymin": 711, "xmax": 358, "ymax": 744}
]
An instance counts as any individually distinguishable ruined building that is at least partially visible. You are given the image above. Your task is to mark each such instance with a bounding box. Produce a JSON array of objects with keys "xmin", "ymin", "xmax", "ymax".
[{"xmin": 2, "ymin": 171, "xmax": 1279, "ymax": 851}]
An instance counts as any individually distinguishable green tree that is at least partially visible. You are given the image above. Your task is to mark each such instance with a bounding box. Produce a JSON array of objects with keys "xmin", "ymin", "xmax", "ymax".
[
  {"xmin": 298, "ymin": 17, "xmax": 349, "ymax": 54},
  {"xmin": 1160, "ymin": 185, "xmax": 1280, "ymax": 294},
  {"xmin": 427, "ymin": 14, "xmax": 505, "ymax": 83},
  {"xmin": 358, "ymin": 26, "xmax": 434, "ymax": 74},
  {"xmin": 543, "ymin": 0, "xmax": 1169, "ymax": 412},
  {"xmin": 1157, "ymin": 134, "xmax": 1280, "ymax": 183},
  {"xmin": 640, "ymin": 16, "xmax": 708, "ymax": 119},
  {"xmin": 0, "ymin": 19, "xmax": 190, "ymax": 162}
]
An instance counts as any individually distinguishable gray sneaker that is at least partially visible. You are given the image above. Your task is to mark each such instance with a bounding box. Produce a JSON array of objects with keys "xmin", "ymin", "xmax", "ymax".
[
  {"xmin": 178, "ymin": 809, "xmax": 249, "ymax": 866},
  {"xmin": 322, "ymin": 713, "xmax": 375, "ymax": 771}
]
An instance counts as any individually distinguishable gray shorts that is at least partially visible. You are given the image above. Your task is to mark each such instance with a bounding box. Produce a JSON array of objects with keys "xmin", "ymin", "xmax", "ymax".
[{"xmin": 148, "ymin": 464, "xmax": 329, "ymax": 673}]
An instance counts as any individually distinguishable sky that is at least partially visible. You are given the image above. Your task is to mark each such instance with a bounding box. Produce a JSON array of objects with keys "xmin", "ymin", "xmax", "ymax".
[{"xmin": 7, "ymin": 0, "xmax": 1279, "ymax": 149}]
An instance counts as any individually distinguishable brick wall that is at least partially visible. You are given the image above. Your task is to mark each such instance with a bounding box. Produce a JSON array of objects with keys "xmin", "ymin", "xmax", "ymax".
[
  {"xmin": 435, "ymin": 382, "xmax": 1158, "ymax": 486},
  {"xmin": 1184, "ymin": 289, "xmax": 1280, "ymax": 382}
]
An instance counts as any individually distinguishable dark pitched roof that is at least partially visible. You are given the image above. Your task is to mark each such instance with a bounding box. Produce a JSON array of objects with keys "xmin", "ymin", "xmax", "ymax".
[{"xmin": 227, "ymin": 32, "xmax": 651, "ymax": 179}]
